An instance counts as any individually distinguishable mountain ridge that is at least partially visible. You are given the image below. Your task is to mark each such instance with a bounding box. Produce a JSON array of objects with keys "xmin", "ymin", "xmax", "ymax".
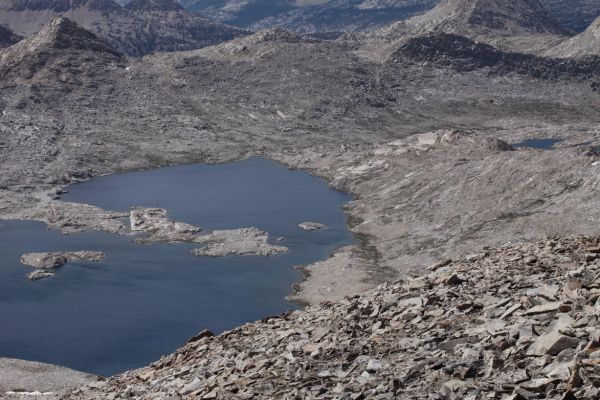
[
  {"xmin": 377, "ymin": 0, "xmax": 568, "ymax": 40},
  {"xmin": 0, "ymin": 17, "xmax": 123, "ymax": 85},
  {"xmin": 186, "ymin": 0, "xmax": 439, "ymax": 34},
  {"xmin": 0, "ymin": 0, "xmax": 249, "ymax": 57},
  {"xmin": 548, "ymin": 15, "xmax": 600, "ymax": 58},
  {"xmin": 125, "ymin": 0, "xmax": 185, "ymax": 12}
]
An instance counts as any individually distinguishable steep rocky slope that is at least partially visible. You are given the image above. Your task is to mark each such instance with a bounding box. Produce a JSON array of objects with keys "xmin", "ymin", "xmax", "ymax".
[
  {"xmin": 0, "ymin": 0, "xmax": 126, "ymax": 37},
  {"xmin": 0, "ymin": 26, "xmax": 22, "ymax": 49},
  {"xmin": 407, "ymin": 0, "xmax": 567, "ymax": 37},
  {"xmin": 0, "ymin": 0, "xmax": 248, "ymax": 56},
  {"xmin": 390, "ymin": 32, "xmax": 600, "ymax": 78},
  {"xmin": 64, "ymin": 235, "xmax": 600, "ymax": 399},
  {"xmin": 0, "ymin": 17, "xmax": 124, "ymax": 85},
  {"xmin": 356, "ymin": 0, "xmax": 569, "ymax": 59},
  {"xmin": 548, "ymin": 16, "xmax": 600, "ymax": 59},
  {"xmin": 541, "ymin": 0, "xmax": 600, "ymax": 32},
  {"xmin": 124, "ymin": 0, "xmax": 248, "ymax": 54}
]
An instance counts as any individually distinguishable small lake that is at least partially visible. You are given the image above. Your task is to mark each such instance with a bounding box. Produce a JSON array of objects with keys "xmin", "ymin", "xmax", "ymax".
[{"xmin": 0, "ymin": 158, "xmax": 354, "ymax": 376}]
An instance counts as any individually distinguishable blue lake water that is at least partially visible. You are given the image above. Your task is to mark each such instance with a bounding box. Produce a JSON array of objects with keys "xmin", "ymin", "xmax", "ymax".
[
  {"xmin": 512, "ymin": 138, "xmax": 563, "ymax": 149},
  {"xmin": 0, "ymin": 158, "xmax": 354, "ymax": 376}
]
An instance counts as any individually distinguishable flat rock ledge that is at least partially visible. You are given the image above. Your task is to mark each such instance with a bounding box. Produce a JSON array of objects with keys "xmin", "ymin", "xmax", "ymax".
[
  {"xmin": 298, "ymin": 222, "xmax": 327, "ymax": 231},
  {"xmin": 0, "ymin": 358, "xmax": 99, "ymax": 399},
  {"xmin": 131, "ymin": 207, "xmax": 202, "ymax": 244},
  {"xmin": 65, "ymin": 235, "xmax": 600, "ymax": 400},
  {"xmin": 191, "ymin": 228, "xmax": 288, "ymax": 257},
  {"xmin": 20, "ymin": 251, "xmax": 105, "ymax": 281},
  {"xmin": 46, "ymin": 201, "xmax": 128, "ymax": 235},
  {"xmin": 288, "ymin": 245, "xmax": 377, "ymax": 305}
]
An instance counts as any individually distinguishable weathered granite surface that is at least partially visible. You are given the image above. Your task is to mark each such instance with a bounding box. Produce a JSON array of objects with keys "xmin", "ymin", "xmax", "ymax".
[
  {"xmin": 191, "ymin": 228, "xmax": 288, "ymax": 257},
  {"xmin": 20, "ymin": 251, "xmax": 105, "ymax": 280}
]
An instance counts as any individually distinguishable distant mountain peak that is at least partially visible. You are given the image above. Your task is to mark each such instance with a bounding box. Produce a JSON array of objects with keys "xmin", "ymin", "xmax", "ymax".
[
  {"xmin": 549, "ymin": 15, "xmax": 600, "ymax": 58},
  {"xmin": 6, "ymin": 0, "xmax": 123, "ymax": 12},
  {"xmin": 125, "ymin": 0, "xmax": 184, "ymax": 12},
  {"xmin": 0, "ymin": 17, "xmax": 123, "ymax": 85},
  {"xmin": 16, "ymin": 16, "xmax": 122, "ymax": 55},
  {"xmin": 409, "ymin": 0, "xmax": 568, "ymax": 36}
]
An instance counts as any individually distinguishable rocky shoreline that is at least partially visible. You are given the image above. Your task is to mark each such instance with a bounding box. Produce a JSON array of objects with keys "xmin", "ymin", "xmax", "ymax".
[
  {"xmin": 61, "ymin": 235, "xmax": 600, "ymax": 399},
  {"xmin": 2, "ymin": 0, "xmax": 600, "ymax": 397}
]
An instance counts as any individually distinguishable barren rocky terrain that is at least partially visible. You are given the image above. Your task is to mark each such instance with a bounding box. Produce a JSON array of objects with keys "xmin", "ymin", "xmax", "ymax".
[{"xmin": 2, "ymin": 0, "xmax": 600, "ymax": 397}]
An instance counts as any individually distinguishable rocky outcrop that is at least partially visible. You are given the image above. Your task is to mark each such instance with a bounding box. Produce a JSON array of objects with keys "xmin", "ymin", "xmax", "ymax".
[
  {"xmin": 191, "ymin": 228, "xmax": 288, "ymax": 257},
  {"xmin": 2, "ymin": 16, "xmax": 121, "ymax": 56},
  {"xmin": 0, "ymin": 17, "xmax": 124, "ymax": 86},
  {"xmin": 385, "ymin": 0, "xmax": 568, "ymax": 39},
  {"xmin": 46, "ymin": 201, "xmax": 128, "ymax": 235},
  {"xmin": 20, "ymin": 251, "xmax": 105, "ymax": 280},
  {"xmin": 548, "ymin": 16, "xmax": 600, "ymax": 58},
  {"xmin": 298, "ymin": 221, "xmax": 327, "ymax": 231},
  {"xmin": 27, "ymin": 270, "xmax": 57, "ymax": 281},
  {"xmin": 391, "ymin": 32, "xmax": 600, "ymax": 80},
  {"xmin": 123, "ymin": 0, "xmax": 249, "ymax": 56},
  {"xmin": 360, "ymin": 0, "xmax": 569, "ymax": 59},
  {"xmin": 66, "ymin": 235, "xmax": 600, "ymax": 399},
  {"xmin": 130, "ymin": 207, "xmax": 202, "ymax": 244}
]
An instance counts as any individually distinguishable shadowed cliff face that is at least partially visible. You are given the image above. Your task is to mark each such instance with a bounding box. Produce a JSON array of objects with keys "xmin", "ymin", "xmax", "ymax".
[
  {"xmin": 0, "ymin": 25, "xmax": 22, "ymax": 48},
  {"xmin": 391, "ymin": 32, "xmax": 600, "ymax": 80}
]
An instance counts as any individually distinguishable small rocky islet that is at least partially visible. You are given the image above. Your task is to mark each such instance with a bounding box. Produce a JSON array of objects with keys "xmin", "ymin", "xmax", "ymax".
[
  {"xmin": 19, "ymin": 204, "xmax": 289, "ymax": 281},
  {"xmin": 20, "ymin": 251, "xmax": 105, "ymax": 281}
]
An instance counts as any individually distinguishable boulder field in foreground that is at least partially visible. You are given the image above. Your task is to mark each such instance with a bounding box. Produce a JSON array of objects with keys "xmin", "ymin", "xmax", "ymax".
[{"xmin": 65, "ymin": 235, "xmax": 600, "ymax": 399}]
